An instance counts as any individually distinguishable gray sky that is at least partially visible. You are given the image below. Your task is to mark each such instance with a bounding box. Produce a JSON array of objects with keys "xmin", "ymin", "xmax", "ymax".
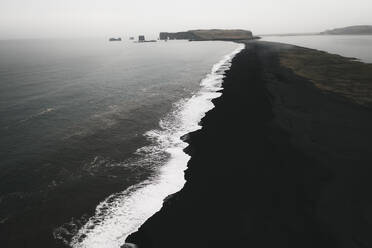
[{"xmin": 0, "ymin": 0, "xmax": 371, "ymax": 39}]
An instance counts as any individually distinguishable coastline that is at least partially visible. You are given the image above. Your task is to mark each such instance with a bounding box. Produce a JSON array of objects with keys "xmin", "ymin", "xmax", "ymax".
[
  {"xmin": 68, "ymin": 44, "xmax": 244, "ymax": 248},
  {"xmin": 125, "ymin": 40, "xmax": 372, "ymax": 248}
]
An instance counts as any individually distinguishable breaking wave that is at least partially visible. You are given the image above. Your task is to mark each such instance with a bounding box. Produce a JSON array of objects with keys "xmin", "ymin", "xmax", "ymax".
[{"xmin": 63, "ymin": 43, "xmax": 244, "ymax": 248}]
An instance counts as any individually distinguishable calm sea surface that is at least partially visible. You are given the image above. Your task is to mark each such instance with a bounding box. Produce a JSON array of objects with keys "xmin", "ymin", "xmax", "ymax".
[
  {"xmin": 262, "ymin": 35, "xmax": 372, "ymax": 63},
  {"xmin": 0, "ymin": 38, "xmax": 241, "ymax": 248}
]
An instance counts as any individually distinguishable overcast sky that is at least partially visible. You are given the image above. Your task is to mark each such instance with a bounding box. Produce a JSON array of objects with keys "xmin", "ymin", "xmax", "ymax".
[{"xmin": 0, "ymin": 0, "xmax": 371, "ymax": 39}]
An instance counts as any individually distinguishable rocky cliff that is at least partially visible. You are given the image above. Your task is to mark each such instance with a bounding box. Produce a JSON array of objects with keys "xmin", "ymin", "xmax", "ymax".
[{"xmin": 159, "ymin": 29, "xmax": 253, "ymax": 41}]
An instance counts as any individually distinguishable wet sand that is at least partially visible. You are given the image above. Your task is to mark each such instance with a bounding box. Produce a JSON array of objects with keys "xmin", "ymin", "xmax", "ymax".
[{"xmin": 125, "ymin": 41, "xmax": 372, "ymax": 248}]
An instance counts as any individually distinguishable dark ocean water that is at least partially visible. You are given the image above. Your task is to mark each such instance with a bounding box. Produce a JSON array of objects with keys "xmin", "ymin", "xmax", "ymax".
[{"xmin": 0, "ymin": 38, "xmax": 242, "ymax": 248}]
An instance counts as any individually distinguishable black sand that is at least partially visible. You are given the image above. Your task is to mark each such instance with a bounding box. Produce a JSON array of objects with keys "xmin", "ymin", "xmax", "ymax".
[{"xmin": 125, "ymin": 41, "xmax": 372, "ymax": 248}]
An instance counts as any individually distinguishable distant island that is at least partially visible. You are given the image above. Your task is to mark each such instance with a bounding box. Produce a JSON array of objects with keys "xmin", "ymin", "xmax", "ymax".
[
  {"xmin": 109, "ymin": 37, "xmax": 122, "ymax": 41},
  {"xmin": 159, "ymin": 29, "xmax": 254, "ymax": 41},
  {"xmin": 321, "ymin": 25, "xmax": 372, "ymax": 35}
]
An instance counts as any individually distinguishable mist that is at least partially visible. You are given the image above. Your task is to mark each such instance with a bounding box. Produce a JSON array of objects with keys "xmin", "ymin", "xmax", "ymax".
[{"xmin": 0, "ymin": 0, "xmax": 371, "ymax": 39}]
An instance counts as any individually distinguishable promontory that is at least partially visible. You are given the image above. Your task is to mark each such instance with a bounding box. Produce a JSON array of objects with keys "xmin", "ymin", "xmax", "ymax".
[{"xmin": 159, "ymin": 29, "xmax": 254, "ymax": 41}]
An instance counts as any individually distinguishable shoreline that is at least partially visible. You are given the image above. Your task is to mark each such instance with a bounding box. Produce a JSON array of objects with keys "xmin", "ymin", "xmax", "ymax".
[
  {"xmin": 67, "ymin": 44, "xmax": 244, "ymax": 248},
  {"xmin": 125, "ymin": 40, "xmax": 372, "ymax": 248}
]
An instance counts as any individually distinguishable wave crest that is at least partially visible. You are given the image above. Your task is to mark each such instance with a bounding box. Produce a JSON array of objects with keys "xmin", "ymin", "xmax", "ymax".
[{"xmin": 56, "ymin": 43, "xmax": 244, "ymax": 248}]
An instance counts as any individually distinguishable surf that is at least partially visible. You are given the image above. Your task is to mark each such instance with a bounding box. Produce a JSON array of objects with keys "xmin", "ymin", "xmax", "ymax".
[{"xmin": 68, "ymin": 43, "xmax": 245, "ymax": 248}]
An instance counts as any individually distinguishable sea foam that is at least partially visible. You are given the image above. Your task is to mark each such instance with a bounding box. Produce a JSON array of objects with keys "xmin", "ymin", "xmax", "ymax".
[{"xmin": 69, "ymin": 43, "xmax": 244, "ymax": 248}]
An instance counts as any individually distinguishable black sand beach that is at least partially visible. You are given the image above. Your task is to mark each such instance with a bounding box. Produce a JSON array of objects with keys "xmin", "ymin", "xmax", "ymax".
[{"xmin": 125, "ymin": 41, "xmax": 372, "ymax": 248}]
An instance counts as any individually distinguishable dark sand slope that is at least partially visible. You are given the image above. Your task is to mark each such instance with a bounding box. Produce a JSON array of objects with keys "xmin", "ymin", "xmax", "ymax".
[
  {"xmin": 126, "ymin": 41, "xmax": 372, "ymax": 248},
  {"xmin": 279, "ymin": 47, "xmax": 372, "ymax": 107}
]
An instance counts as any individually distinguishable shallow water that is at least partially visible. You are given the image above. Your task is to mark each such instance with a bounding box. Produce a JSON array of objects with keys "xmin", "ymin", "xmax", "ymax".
[
  {"xmin": 0, "ymin": 38, "xmax": 241, "ymax": 247},
  {"xmin": 262, "ymin": 35, "xmax": 372, "ymax": 63}
]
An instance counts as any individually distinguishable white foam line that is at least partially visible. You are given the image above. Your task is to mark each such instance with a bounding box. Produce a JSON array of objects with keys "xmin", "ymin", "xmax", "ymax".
[{"xmin": 69, "ymin": 43, "xmax": 245, "ymax": 248}]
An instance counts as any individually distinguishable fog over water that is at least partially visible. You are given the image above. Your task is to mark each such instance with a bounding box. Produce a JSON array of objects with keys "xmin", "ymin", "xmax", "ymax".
[
  {"xmin": 0, "ymin": 38, "xmax": 241, "ymax": 247},
  {"xmin": 0, "ymin": 0, "xmax": 371, "ymax": 39}
]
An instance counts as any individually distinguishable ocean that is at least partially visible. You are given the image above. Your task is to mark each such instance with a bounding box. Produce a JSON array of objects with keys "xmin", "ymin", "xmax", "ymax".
[
  {"xmin": 0, "ymin": 38, "xmax": 243, "ymax": 248},
  {"xmin": 262, "ymin": 35, "xmax": 372, "ymax": 63}
]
